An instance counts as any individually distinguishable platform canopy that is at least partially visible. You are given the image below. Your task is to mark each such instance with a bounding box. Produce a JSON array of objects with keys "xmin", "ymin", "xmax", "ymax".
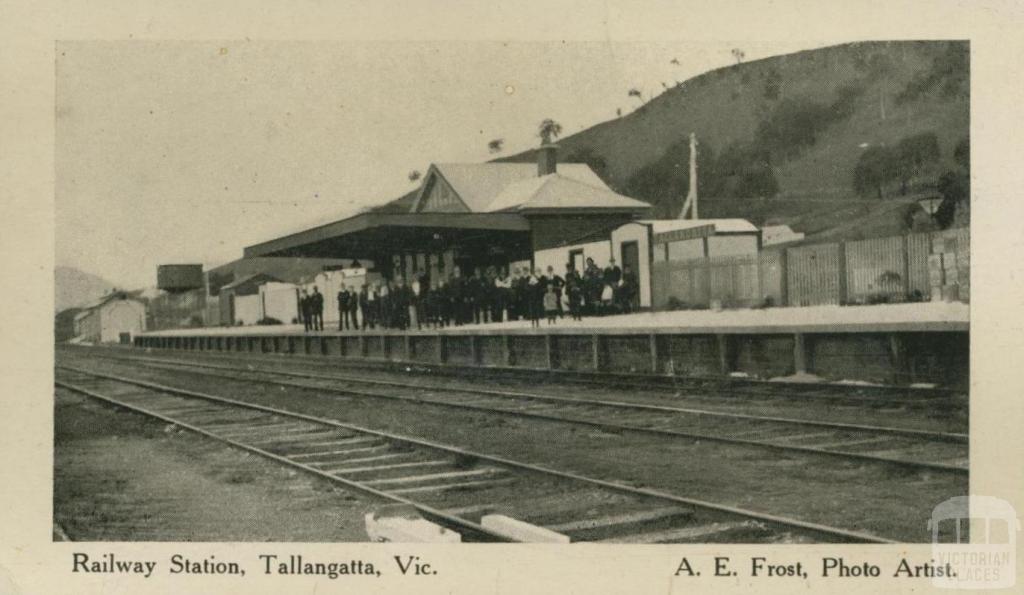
[{"xmin": 243, "ymin": 211, "xmax": 532, "ymax": 261}]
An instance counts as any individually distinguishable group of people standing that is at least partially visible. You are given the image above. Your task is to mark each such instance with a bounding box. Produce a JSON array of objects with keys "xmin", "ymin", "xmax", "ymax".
[{"xmin": 297, "ymin": 258, "xmax": 639, "ymax": 332}]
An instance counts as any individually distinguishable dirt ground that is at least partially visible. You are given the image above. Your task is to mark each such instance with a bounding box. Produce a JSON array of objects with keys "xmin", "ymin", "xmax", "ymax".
[
  {"xmin": 60, "ymin": 350, "xmax": 967, "ymax": 542},
  {"xmin": 54, "ymin": 388, "xmax": 376, "ymax": 541}
]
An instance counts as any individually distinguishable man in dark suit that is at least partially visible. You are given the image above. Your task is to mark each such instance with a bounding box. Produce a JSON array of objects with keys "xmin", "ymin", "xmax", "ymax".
[
  {"xmin": 337, "ymin": 285, "xmax": 352, "ymax": 331},
  {"xmin": 310, "ymin": 286, "xmax": 324, "ymax": 331},
  {"xmin": 347, "ymin": 284, "xmax": 360, "ymax": 330},
  {"xmin": 358, "ymin": 284, "xmax": 373, "ymax": 330},
  {"xmin": 300, "ymin": 289, "xmax": 312, "ymax": 331},
  {"xmin": 620, "ymin": 264, "xmax": 640, "ymax": 313},
  {"xmin": 448, "ymin": 266, "xmax": 466, "ymax": 326}
]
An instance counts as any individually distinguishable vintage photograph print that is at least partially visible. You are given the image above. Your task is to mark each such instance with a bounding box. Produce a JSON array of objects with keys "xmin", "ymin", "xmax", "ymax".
[{"xmin": 54, "ymin": 39, "xmax": 970, "ymax": 546}]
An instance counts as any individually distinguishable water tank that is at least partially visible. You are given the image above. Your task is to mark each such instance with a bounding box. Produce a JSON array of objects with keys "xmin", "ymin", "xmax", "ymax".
[{"xmin": 157, "ymin": 264, "xmax": 204, "ymax": 293}]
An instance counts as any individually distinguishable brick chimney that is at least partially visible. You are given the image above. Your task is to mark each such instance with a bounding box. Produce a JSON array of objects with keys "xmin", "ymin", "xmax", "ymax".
[{"xmin": 537, "ymin": 144, "xmax": 558, "ymax": 176}]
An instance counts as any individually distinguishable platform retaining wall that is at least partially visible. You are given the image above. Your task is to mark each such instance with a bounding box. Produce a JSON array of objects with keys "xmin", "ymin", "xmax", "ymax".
[{"xmin": 135, "ymin": 326, "xmax": 969, "ymax": 388}]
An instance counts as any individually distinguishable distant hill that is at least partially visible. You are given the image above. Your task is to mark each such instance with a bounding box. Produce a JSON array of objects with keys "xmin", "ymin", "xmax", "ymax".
[
  {"xmin": 55, "ymin": 266, "xmax": 115, "ymax": 312},
  {"xmin": 377, "ymin": 41, "xmax": 969, "ymax": 239}
]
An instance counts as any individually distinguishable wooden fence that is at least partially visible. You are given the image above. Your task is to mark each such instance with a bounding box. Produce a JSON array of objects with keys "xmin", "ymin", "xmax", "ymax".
[{"xmin": 650, "ymin": 228, "xmax": 969, "ymax": 309}]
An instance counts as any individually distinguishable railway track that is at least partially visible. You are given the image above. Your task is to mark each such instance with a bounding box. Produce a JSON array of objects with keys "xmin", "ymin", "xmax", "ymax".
[
  {"xmin": 63, "ymin": 352, "xmax": 968, "ymax": 474},
  {"xmin": 72, "ymin": 345, "xmax": 968, "ymax": 411},
  {"xmin": 54, "ymin": 367, "xmax": 895, "ymax": 544}
]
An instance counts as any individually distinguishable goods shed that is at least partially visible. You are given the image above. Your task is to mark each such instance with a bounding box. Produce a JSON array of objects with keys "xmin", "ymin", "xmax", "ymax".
[{"xmin": 72, "ymin": 292, "xmax": 147, "ymax": 343}]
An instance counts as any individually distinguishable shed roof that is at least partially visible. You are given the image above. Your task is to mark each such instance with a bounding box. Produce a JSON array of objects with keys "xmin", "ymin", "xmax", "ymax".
[
  {"xmin": 221, "ymin": 273, "xmax": 280, "ymax": 292},
  {"xmin": 75, "ymin": 291, "xmax": 143, "ymax": 313},
  {"xmin": 487, "ymin": 174, "xmax": 652, "ymax": 213},
  {"xmin": 638, "ymin": 218, "xmax": 759, "ymax": 234}
]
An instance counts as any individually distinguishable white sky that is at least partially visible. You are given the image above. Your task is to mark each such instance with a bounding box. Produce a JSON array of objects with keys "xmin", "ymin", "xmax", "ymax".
[{"xmin": 56, "ymin": 40, "xmax": 837, "ymax": 288}]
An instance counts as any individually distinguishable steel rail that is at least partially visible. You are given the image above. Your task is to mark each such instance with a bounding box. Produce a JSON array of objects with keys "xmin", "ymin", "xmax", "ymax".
[
  {"xmin": 82, "ymin": 356, "xmax": 967, "ymax": 475},
  {"xmin": 68, "ymin": 345, "xmax": 965, "ymax": 404},
  {"xmin": 55, "ymin": 377, "xmax": 513, "ymax": 543},
  {"xmin": 56, "ymin": 365, "xmax": 897, "ymax": 544},
  {"xmin": 115, "ymin": 352, "xmax": 967, "ymax": 443}
]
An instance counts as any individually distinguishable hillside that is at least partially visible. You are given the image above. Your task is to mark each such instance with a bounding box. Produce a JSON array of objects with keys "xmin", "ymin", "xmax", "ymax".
[
  {"xmin": 483, "ymin": 41, "xmax": 965, "ymax": 237},
  {"xmin": 368, "ymin": 41, "xmax": 968, "ymax": 238},
  {"xmin": 55, "ymin": 265, "xmax": 115, "ymax": 312}
]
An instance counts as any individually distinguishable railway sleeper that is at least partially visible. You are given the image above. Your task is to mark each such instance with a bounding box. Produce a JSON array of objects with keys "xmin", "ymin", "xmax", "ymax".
[
  {"xmin": 544, "ymin": 507, "xmax": 695, "ymax": 542},
  {"xmin": 599, "ymin": 520, "xmax": 768, "ymax": 544}
]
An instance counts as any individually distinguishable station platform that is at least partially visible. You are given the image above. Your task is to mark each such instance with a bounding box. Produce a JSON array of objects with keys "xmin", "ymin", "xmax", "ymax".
[
  {"xmin": 141, "ymin": 302, "xmax": 968, "ymax": 337},
  {"xmin": 135, "ymin": 303, "xmax": 969, "ymax": 389}
]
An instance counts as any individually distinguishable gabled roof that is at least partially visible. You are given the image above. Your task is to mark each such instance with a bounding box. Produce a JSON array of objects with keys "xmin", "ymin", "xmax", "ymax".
[
  {"xmin": 410, "ymin": 163, "xmax": 610, "ymax": 213},
  {"xmin": 487, "ymin": 173, "xmax": 651, "ymax": 213},
  {"xmin": 221, "ymin": 272, "xmax": 280, "ymax": 292},
  {"xmin": 75, "ymin": 291, "xmax": 142, "ymax": 313}
]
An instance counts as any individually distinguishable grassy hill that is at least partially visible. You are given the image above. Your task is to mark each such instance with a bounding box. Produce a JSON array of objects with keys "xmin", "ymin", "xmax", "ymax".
[
  {"xmin": 500, "ymin": 40, "xmax": 969, "ymax": 234},
  {"xmin": 371, "ymin": 41, "xmax": 968, "ymax": 239}
]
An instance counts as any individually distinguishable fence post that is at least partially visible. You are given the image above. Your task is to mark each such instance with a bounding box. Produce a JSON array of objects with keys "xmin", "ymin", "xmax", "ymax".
[
  {"xmin": 649, "ymin": 333, "xmax": 659, "ymax": 374},
  {"xmin": 889, "ymin": 333, "xmax": 908, "ymax": 385},
  {"xmin": 793, "ymin": 333, "xmax": 808, "ymax": 374},
  {"xmin": 703, "ymin": 256, "xmax": 713, "ymax": 307},
  {"xmin": 780, "ymin": 249, "xmax": 790, "ymax": 307},
  {"xmin": 716, "ymin": 334, "xmax": 732, "ymax": 375},
  {"xmin": 470, "ymin": 335, "xmax": 480, "ymax": 365},
  {"xmin": 837, "ymin": 241, "xmax": 848, "ymax": 305}
]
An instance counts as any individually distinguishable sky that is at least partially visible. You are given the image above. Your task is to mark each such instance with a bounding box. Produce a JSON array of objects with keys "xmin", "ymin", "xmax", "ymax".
[{"xmin": 55, "ymin": 39, "xmax": 836, "ymax": 289}]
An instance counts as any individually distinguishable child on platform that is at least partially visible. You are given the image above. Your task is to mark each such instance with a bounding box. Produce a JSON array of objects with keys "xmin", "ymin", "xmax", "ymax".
[{"xmin": 543, "ymin": 286, "xmax": 559, "ymax": 325}]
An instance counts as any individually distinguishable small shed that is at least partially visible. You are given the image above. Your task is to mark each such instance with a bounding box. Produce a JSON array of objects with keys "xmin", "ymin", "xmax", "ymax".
[
  {"xmin": 259, "ymin": 282, "xmax": 301, "ymax": 324},
  {"xmin": 611, "ymin": 219, "xmax": 760, "ymax": 309},
  {"xmin": 219, "ymin": 273, "xmax": 279, "ymax": 326},
  {"xmin": 72, "ymin": 292, "xmax": 147, "ymax": 343}
]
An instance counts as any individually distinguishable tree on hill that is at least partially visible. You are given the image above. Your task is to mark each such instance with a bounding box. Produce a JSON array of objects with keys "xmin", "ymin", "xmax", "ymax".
[
  {"xmin": 755, "ymin": 98, "xmax": 835, "ymax": 158},
  {"xmin": 538, "ymin": 119, "xmax": 562, "ymax": 145},
  {"xmin": 712, "ymin": 144, "xmax": 779, "ymax": 199},
  {"xmin": 853, "ymin": 145, "xmax": 898, "ymax": 199},
  {"xmin": 487, "ymin": 138, "xmax": 504, "ymax": 154},
  {"xmin": 627, "ymin": 88, "xmax": 644, "ymax": 105},
  {"xmin": 852, "ymin": 132, "xmax": 943, "ymax": 199},
  {"xmin": 954, "ymin": 137, "xmax": 969, "ymax": 169},
  {"xmin": 896, "ymin": 42, "xmax": 969, "ymax": 106},
  {"xmin": 731, "ymin": 48, "xmax": 745, "ymax": 64},
  {"xmin": 623, "ymin": 137, "xmax": 720, "ymax": 217},
  {"xmin": 935, "ymin": 137, "xmax": 969, "ymax": 228},
  {"xmin": 894, "ymin": 132, "xmax": 941, "ymax": 195}
]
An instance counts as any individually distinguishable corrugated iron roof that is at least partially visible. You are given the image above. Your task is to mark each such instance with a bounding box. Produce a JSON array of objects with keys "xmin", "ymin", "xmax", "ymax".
[
  {"xmin": 487, "ymin": 174, "xmax": 651, "ymax": 212},
  {"xmin": 421, "ymin": 163, "xmax": 609, "ymax": 213},
  {"xmin": 639, "ymin": 218, "xmax": 759, "ymax": 234}
]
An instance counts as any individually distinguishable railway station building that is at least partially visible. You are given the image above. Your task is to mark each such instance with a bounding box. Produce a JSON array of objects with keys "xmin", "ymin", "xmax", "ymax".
[{"xmin": 242, "ymin": 146, "xmax": 653, "ymax": 287}]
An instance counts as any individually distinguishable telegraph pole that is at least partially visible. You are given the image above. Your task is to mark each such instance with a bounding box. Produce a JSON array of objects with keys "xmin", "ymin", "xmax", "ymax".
[{"xmin": 678, "ymin": 132, "xmax": 699, "ymax": 219}]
